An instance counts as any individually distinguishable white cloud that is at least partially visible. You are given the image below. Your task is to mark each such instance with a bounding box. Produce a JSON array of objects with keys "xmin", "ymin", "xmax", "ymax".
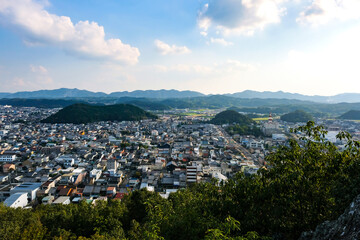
[
  {"xmin": 200, "ymin": 31, "xmax": 208, "ymax": 37},
  {"xmin": 154, "ymin": 40, "xmax": 191, "ymax": 55},
  {"xmin": 0, "ymin": 0, "xmax": 140, "ymax": 64},
  {"xmin": 29, "ymin": 64, "xmax": 53, "ymax": 84},
  {"xmin": 210, "ymin": 38, "xmax": 233, "ymax": 46},
  {"xmin": 226, "ymin": 60, "xmax": 257, "ymax": 72},
  {"xmin": 30, "ymin": 64, "xmax": 48, "ymax": 74},
  {"xmin": 198, "ymin": 0, "xmax": 286, "ymax": 36},
  {"xmin": 297, "ymin": 0, "xmax": 360, "ymax": 25}
]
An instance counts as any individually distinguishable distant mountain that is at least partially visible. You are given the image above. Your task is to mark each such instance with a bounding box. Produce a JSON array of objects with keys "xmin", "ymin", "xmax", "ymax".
[
  {"xmin": 226, "ymin": 90, "xmax": 360, "ymax": 103},
  {"xmin": 109, "ymin": 89, "xmax": 204, "ymax": 98},
  {"xmin": 4, "ymin": 88, "xmax": 107, "ymax": 99},
  {"xmin": 281, "ymin": 110, "xmax": 313, "ymax": 123},
  {"xmin": 2, "ymin": 88, "xmax": 360, "ymax": 103},
  {"xmin": 339, "ymin": 110, "xmax": 360, "ymax": 120},
  {"xmin": 0, "ymin": 93, "xmax": 9, "ymax": 98},
  {"xmin": 41, "ymin": 103, "xmax": 157, "ymax": 124},
  {"xmin": 210, "ymin": 110, "xmax": 254, "ymax": 125},
  {"xmin": 2, "ymin": 88, "xmax": 204, "ymax": 99}
]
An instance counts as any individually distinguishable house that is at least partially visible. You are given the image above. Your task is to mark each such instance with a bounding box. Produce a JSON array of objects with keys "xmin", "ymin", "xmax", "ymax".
[
  {"xmin": 106, "ymin": 187, "xmax": 116, "ymax": 197},
  {"xmin": 2, "ymin": 163, "xmax": 15, "ymax": 173},
  {"xmin": 42, "ymin": 196, "xmax": 55, "ymax": 205},
  {"xmin": 53, "ymin": 196, "xmax": 70, "ymax": 205}
]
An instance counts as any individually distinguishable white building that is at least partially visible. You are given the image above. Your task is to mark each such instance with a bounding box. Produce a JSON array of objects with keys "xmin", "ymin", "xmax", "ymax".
[
  {"xmin": 0, "ymin": 154, "xmax": 16, "ymax": 162},
  {"xmin": 4, "ymin": 192, "xmax": 28, "ymax": 208},
  {"xmin": 55, "ymin": 155, "xmax": 75, "ymax": 167},
  {"xmin": 10, "ymin": 182, "xmax": 41, "ymax": 201},
  {"xmin": 262, "ymin": 113, "xmax": 280, "ymax": 136},
  {"xmin": 90, "ymin": 169, "xmax": 102, "ymax": 181}
]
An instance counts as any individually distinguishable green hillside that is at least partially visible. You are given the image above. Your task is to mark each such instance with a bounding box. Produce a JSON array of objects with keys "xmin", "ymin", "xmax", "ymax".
[
  {"xmin": 210, "ymin": 110, "xmax": 254, "ymax": 125},
  {"xmin": 41, "ymin": 103, "xmax": 157, "ymax": 124},
  {"xmin": 339, "ymin": 110, "xmax": 360, "ymax": 120},
  {"xmin": 281, "ymin": 110, "xmax": 313, "ymax": 123}
]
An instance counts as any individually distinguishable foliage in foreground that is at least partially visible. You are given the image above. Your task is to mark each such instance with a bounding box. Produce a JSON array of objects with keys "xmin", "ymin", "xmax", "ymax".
[{"xmin": 1, "ymin": 122, "xmax": 360, "ymax": 240}]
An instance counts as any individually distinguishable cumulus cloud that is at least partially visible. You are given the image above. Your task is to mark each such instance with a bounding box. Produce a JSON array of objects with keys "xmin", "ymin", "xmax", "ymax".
[
  {"xmin": 198, "ymin": 0, "xmax": 286, "ymax": 36},
  {"xmin": 210, "ymin": 38, "xmax": 233, "ymax": 46},
  {"xmin": 297, "ymin": 0, "xmax": 360, "ymax": 25},
  {"xmin": 154, "ymin": 40, "xmax": 191, "ymax": 55},
  {"xmin": 0, "ymin": 0, "xmax": 140, "ymax": 64}
]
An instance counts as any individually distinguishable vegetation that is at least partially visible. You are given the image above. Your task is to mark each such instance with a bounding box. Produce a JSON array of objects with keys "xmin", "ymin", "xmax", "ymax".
[
  {"xmin": 280, "ymin": 110, "xmax": 313, "ymax": 123},
  {"xmin": 339, "ymin": 110, "xmax": 360, "ymax": 120},
  {"xmin": 210, "ymin": 110, "xmax": 254, "ymax": 125},
  {"xmin": 210, "ymin": 110, "xmax": 262, "ymax": 136},
  {"xmin": 2, "ymin": 97, "xmax": 360, "ymax": 117},
  {"xmin": 41, "ymin": 103, "xmax": 157, "ymax": 124},
  {"xmin": 226, "ymin": 124, "xmax": 263, "ymax": 137},
  {"xmin": 2, "ymin": 122, "xmax": 360, "ymax": 239}
]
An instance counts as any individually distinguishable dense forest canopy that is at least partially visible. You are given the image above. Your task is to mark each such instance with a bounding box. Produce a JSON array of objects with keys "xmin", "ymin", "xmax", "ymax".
[
  {"xmin": 1, "ymin": 122, "xmax": 360, "ymax": 239},
  {"xmin": 280, "ymin": 110, "xmax": 313, "ymax": 123},
  {"xmin": 339, "ymin": 110, "xmax": 360, "ymax": 120},
  {"xmin": 41, "ymin": 103, "xmax": 157, "ymax": 124},
  {"xmin": 210, "ymin": 110, "xmax": 254, "ymax": 125}
]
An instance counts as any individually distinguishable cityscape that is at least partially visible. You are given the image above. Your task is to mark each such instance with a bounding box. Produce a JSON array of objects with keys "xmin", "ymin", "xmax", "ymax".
[
  {"xmin": 2, "ymin": 0, "xmax": 360, "ymax": 239},
  {"xmin": 1, "ymin": 102, "xmax": 360, "ymax": 206}
]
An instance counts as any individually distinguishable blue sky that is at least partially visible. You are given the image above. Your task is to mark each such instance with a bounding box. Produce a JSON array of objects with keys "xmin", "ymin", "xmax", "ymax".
[{"xmin": 1, "ymin": 0, "xmax": 360, "ymax": 95}]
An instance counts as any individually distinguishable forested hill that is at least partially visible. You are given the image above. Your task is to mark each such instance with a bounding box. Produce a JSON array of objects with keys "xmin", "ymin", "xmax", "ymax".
[
  {"xmin": 210, "ymin": 110, "xmax": 254, "ymax": 125},
  {"xmin": 339, "ymin": 110, "xmax": 360, "ymax": 120},
  {"xmin": 41, "ymin": 103, "xmax": 157, "ymax": 124},
  {"xmin": 280, "ymin": 110, "xmax": 313, "ymax": 123}
]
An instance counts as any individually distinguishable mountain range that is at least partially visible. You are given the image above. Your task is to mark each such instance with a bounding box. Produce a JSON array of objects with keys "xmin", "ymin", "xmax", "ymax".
[{"xmin": 1, "ymin": 88, "xmax": 360, "ymax": 103}]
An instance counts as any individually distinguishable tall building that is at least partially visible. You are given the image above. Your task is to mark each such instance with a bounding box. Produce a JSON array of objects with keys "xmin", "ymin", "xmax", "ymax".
[
  {"xmin": 186, "ymin": 163, "xmax": 198, "ymax": 184},
  {"xmin": 262, "ymin": 113, "xmax": 280, "ymax": 136}
]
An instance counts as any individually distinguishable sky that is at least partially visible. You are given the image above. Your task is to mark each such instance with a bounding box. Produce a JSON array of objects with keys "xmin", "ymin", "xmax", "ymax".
[{"xmin": 0, "ymin": 0, "xmax": 360, "ymax": 96}]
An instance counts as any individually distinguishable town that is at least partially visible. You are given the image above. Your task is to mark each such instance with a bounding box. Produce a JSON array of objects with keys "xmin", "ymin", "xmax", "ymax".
[{"xmin": 1, "ymin": 105, "xmax": 360, "ymax": 208}]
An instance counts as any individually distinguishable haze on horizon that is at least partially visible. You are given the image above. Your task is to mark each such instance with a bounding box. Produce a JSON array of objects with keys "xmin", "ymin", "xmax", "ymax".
[{"xmin": 1, "ymin": 0, "xmax": 360, "ymax": 96}]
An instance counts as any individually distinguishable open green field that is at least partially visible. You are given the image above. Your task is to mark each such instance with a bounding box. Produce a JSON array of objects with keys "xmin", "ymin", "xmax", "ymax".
[{"xmin": 252, "ymin": 116, "xmax": 280, "ymax": 121}]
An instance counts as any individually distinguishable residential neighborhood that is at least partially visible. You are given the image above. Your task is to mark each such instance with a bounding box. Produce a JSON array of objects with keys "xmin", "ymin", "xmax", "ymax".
[{"xmin": 1, "ymin": 105, "xmax": 360, "ymax": 208}]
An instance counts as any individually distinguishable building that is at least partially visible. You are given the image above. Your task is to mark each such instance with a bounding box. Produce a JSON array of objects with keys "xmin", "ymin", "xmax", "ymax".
[
  {"xmin": 0, "ymin": 153, "xmax": 16, "ymax": 162},
  {"xmin": 53, "ymin": 196, "xmax": 71, "ymax": 205},
  {"xmin": 262, "ymin": 113, "xmax": 280, "ymax": 136},
  {"xmin": 107, "ymin": 159, "xmax": 118, "ymax": 171},
  {"xmin": 2, "ymin": 163, "xmax": 15, "ymax": 173},
  {"xmin": 10, "ymin": 182, "xmax": 41, "ymax": 202},
  {"xmin": 186, "ymin": 164, "xmax": 198, "ymax": 184},
  {"xmin": 4, "ymin": 192, "xmax": 28, "ymax": 208},
  {"xmin": 55, "ymin": 155, "xmax": 75, "ymax": 167}
]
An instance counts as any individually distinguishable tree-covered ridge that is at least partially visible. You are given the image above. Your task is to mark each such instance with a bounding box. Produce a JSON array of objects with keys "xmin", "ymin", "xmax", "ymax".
[
  {"xmin": 1, "ymin": 122, "xmax": 360, "ymax": 239},
  {"xmin": 210, "ymin": 110, "xmax": 254, "ymax": 125},
  {"xmin": 41, "ymin": 103, "xmax": 157, "ymax": 124},
  {"xmin": 280, "ymin": 110, "xmax": 313, "ymax": 123},
  {"xmin": 339, "ymin": 110, "xmax": 360, "ymax": 120}
]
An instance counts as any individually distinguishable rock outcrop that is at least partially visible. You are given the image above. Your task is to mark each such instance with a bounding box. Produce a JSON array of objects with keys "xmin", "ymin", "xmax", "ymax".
[{"xmin": 299, "ymin": 195, "xmax": 360, "ymax": 240}]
